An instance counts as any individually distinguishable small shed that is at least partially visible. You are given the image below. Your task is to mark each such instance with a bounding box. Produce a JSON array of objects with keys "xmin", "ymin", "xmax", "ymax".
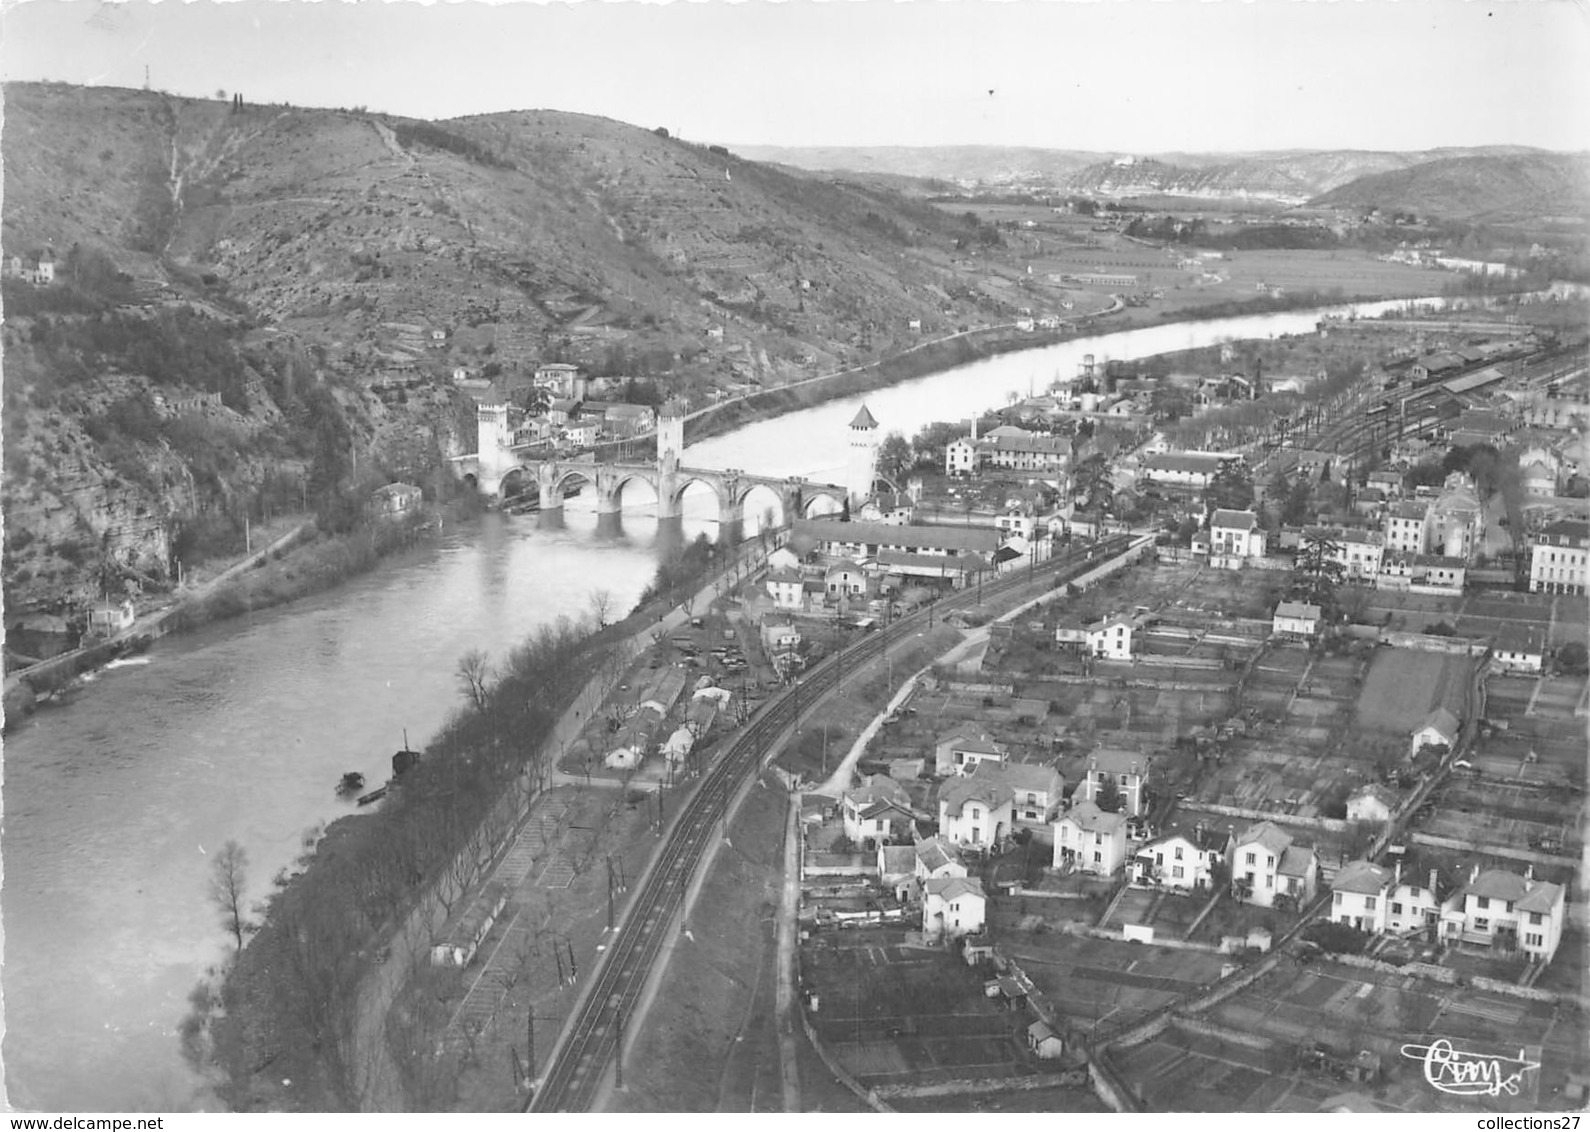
[{"xmin": 1027, "ymin": 1020, "xmax": 1065, "ymax": 1059}]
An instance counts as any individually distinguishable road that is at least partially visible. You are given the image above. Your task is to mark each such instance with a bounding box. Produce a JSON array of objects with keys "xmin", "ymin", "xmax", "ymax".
[{"xmin": 527, "ymin": 535, "xmax": 1134, "ymax": 1112}]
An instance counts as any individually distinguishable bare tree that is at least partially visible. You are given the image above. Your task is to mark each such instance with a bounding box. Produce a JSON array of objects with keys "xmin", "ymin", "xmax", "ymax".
[
  {"xmin": 589, "ymin": 588, "xmax": 614, "ymax": 628},
  {"xmin": 209, "ymin": 840, "xmax": 252, "ymax": 951},
  {"xmin": 457, "ymin": 648, "xmax": 492, "ymax": 711}
]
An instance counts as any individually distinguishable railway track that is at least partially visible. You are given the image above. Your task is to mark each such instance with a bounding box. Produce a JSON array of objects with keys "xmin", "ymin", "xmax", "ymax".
[{"xmin": 527, "ymin": 535, "xmax": 1133, "ymax": 1111}]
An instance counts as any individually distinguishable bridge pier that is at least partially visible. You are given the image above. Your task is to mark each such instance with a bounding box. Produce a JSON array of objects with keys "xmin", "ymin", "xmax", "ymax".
[
  {"xmin": 717, "ymin": 496, "xmax": 743, "ymax": 548},
  {"xmin": 595, "ymin": 511, "xmax": 625, "ymax": 539},
  {"xmin": 655, "ymin": 481, "xmax": 681, "ymax": 521},
  {"xmin": 537, "ymin": 481, "xmax": 564, "ymax": 527}
]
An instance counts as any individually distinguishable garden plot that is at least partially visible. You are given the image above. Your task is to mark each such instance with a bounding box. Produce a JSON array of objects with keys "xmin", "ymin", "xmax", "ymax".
[
  {"xmin": 800, "ymin": 936, "xmax": 1038, "ymax": 1091},
  {"xmin": 1415, "ymin": 777, "xmax": 1580, "ymax": 858},
  {"xmin": 1195, "ymin": 959, "xmax": 1580, "ymax": 1113},
  {"xmin": 1355, "ymin": 650, "xmax": 1471, "ymax": 733},
  {"xmin": 996, "ymin": 929, "xmax": 1228, "ymax": 1039},
  {"xmin": 1108, "ymin": 1029, "xmax": 1308, "ymax": 1112}
]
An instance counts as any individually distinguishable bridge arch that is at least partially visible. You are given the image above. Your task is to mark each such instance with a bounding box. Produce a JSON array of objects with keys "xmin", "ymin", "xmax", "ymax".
[
  {"xmin": 801, "ymin": 489, "xmax": 846, "ymax": 518},
  {"xmin": 669, "ymin": 474, "xmax": 724, "ymax": 514},
  {"xmin": 611, "ymin": 470, "xmax": 661, "ymax": 510},
  {"xmin": 498, "ymin": 466, "xmax": 531, "ymax": 500},
  {"xmin": 737, "ymin": 483, "xmax": 786, "ymax": 535},
  {"xmin": 551, "ymin": 467, "xmax": 598, "ymax": 500}
]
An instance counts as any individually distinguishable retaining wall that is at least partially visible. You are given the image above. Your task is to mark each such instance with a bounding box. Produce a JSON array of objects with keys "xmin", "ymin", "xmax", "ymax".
[{"xmin": 1177, "ymin": 799, "xmax": 1351, "ymax": 834}]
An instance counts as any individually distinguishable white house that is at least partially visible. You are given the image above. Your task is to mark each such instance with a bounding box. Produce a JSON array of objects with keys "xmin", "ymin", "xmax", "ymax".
[
  {"xmin": 999, "ymin": 763, "xmax": 1066, "ymax": 829},
  {"xmin": 922, "ymin": 876, "xmax": 986, "ymax": 939},
  {"xmin": 934, "ymin": 726, "xmax": 1008, "ymax": 777},
  {"xmin": 1228, "ymin": 821, "xmax": 1316, "ymax": 909},
  {"xmin": 825, "ymin": 563, "xmax": 869, "ymax": 598},
  {"xmin": 766, "ymin": 546, "xmax": 800, "ymax": 572},
  {"xmin": 1332, "ymin": 860, "xmax": 1394, "ymax": 933},
  {"xmin": 1139, "ymin": 452, "xmax": 1231, "ymax": 489},
  {"xmin": 1439, "ymin": 865, "xmax": 1566, "ymax": 963},
  {"xmin": 1345, "ymin": 783, "xmax": 1398, "ymax": 826},
  {"xmin": 1383, "ymin": 500, "xmax": 1431, "ymax": 556},
  {"xmin": 766, "ymin": 569, "xmax": 806, "ymax": 610},
  {"xmin": 1529, "ymin": 519, "xmax": 1589, "ymax": 596},
  {"xmin": 1410, "ymin": 706, "xmax": 1460, "ymax": 760},
  {"xmin": 946, "ymin": 437, "xmax": 980, "ymax": 477},
  {"xmin": 937, "ymin": 769, "xmax": 1014, "ymax": 849},
  {"xmin": 86, "ymin": 598, "xmax": 136, "ymax": 638},
  {"xmin": 1053, "ymin": 801, "xmax": 1128, "ymax": 876},
  {"xmin": 1386, "ymin": 866, "xmax": 1445, "ymax": 938},
  {"xmin": 1493, "ymin": 624, "xmax": 1546, "ymax": 674},
  {"xmin": 1074, "ymin": 748, "xmax": 1150, "ymax": 818},
  {"xmin": 1087, "ymin": 614, "xmax": 1136, "ymax": 660},
  {"xmin": 760, "ymin": 619, "xmax": 802, "ymax": 656},
  {"xmin": 841, "ymin": 775, "xmax": 917, "ymax": 848},
  {"xmin": 1208, "ymin": 508, "xmax": 1266, "ymax": 568},
  {"xmin": 1132, "ymin": 826, "xmax": 1225, "ymax": 892},
  {"xmin": 1272, "ymin": 600, "xmax": 1322, "ymax": 638},
  {"xmin": 1303, "ymin": 525, "xmax": 1384, "ymax": 580}
]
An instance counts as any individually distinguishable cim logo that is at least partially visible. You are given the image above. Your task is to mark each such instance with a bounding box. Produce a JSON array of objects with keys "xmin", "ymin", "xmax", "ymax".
[{"xmin": 1400, "ymin": 1038, "xmax": 1542, "ymax": 1098}]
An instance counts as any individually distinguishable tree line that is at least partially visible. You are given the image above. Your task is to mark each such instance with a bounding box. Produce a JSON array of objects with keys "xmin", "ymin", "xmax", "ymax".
[{"xmin": 196, "ymin": 615, "xmax": 602, "ymax": 1109}]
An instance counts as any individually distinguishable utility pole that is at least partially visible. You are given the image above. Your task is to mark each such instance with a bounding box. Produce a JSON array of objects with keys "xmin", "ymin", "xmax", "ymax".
[
  {"xmin": 606, "ymin": 855, "xmax": 616, "ymax": 931},
  {"xmin": 614, "ymin": 1005, "xmax": 626, "ymax": 1089}
]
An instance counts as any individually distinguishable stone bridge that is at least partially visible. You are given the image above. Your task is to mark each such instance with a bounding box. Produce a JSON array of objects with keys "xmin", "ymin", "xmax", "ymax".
[
  {"xmin": 455, "ymin": 448, "xmax": 847, "ymax": 533},
  {"xmin": 451, "ymin": 400, "xmax": 850, "ymax": 537}
]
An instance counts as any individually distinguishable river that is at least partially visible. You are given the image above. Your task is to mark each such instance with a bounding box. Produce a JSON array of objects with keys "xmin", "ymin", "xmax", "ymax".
[{"xmin": 0, "ymin": 296, "xmax": 1445, "ymax": 1112}]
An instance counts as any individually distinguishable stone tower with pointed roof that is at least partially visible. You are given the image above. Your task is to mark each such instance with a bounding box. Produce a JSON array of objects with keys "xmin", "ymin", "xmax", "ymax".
[{"xmin": 847, "ymin": 402, "xmax": 880, "ymax": 507}]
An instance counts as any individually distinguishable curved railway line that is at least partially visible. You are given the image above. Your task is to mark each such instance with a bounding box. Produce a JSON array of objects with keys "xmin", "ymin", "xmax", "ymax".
[{"xmin": 527, "ymin": 534, "xmax": 1134, "ymax": 1112}]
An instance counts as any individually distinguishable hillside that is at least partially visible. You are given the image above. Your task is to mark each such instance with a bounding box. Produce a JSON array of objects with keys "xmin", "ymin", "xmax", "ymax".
[
  {"xmin": 1308, "ymin": 152, "xmax": 1590, "ymax": 223},
  {"xmin": 1, "ymin": 82, "xmax": 1033, "ymax": 621}
]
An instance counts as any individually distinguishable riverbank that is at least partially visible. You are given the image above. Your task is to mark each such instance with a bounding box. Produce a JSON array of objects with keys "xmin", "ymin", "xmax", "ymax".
[
  {"xmin": 197, "ymin": 527, "xmax": 783, "ymax": 1110},
  {"xmin": 1, "ymin": 504, "xmax": 461, "ymax": 729}
]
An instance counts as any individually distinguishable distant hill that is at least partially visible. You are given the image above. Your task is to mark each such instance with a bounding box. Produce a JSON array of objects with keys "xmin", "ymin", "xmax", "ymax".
[
  {"xmin": 729, "ymin": 143, "xmax": 1583, "ymax": 215},
  {"xmin": 730, "ymin": 145, "xmax": 1102, "ymax": 190},
  {"xmin": 1308, "ymin": 152, "xmax": 1590, "ymax": 223}
]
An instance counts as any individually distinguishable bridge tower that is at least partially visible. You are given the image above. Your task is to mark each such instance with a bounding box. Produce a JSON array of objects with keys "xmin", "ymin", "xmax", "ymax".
[
  {"xmin": 654, "ymin": 400, "xmax": 686, "ymax": 520},
  {"xmin": 846, "ymin": 403, "xmax": 879, "ymax": 507},
  {"xmin": 476, "ymin": 393, "xmax": 513, "ymax": 498},
  {"xmin": 657, "ymin": 401, "xmax": 686, "ymax": 474}
]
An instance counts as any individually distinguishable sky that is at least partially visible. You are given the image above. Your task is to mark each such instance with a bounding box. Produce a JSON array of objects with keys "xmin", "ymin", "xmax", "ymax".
[{"xmin": 1, "ymin": 0, "xmax": 1588, "ymax": 154}]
